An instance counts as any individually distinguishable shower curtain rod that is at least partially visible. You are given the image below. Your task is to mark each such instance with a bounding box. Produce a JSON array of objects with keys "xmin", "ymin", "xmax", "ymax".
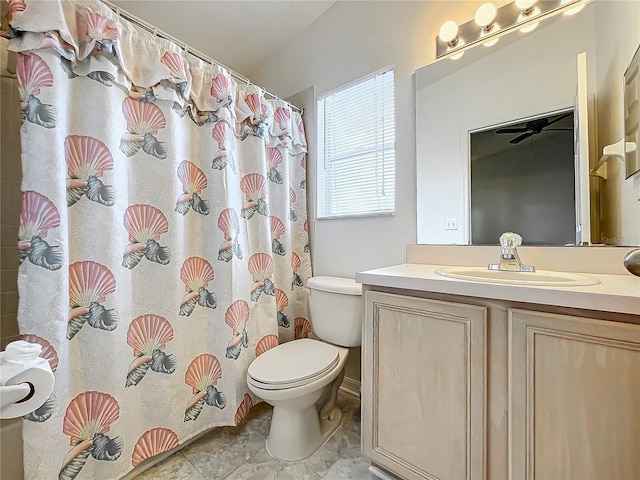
[{"xmin": 100, "ymin": 0, "xmax": 303, "ymax": 114}]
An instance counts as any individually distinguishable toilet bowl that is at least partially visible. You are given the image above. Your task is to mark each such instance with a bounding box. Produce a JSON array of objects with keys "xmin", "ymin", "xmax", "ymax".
[{"xmin": 246, "ymin": 276, "xmax": 362, "ymax": 462}]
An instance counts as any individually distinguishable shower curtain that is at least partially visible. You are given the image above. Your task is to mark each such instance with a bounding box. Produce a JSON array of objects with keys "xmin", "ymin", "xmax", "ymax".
[{"xmin": 7, "ymin": 1, "xmax": 312, "ymax": 478}]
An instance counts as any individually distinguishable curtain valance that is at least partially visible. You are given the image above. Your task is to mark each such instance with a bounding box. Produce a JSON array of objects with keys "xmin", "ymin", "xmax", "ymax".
[{"xmin": 7, "ymin": 0, "xmax": 307, "ymax": 152}]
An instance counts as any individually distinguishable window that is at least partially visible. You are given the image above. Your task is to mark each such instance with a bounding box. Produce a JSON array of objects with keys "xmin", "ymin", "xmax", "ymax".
[{"xmin": 317, "ymin": 68, "xmax": 395, "ymax": 218}]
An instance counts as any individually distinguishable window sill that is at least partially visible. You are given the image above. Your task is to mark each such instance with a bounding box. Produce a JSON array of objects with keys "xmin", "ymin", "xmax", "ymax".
[{"xmin": 315, "ymin": 211, "xmax": 395, "ymax": 220}]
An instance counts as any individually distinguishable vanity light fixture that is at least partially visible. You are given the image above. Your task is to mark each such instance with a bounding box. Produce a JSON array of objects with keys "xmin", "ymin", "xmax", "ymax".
[
  {"xmin": 435, "ymin": 0, "xmax": 590, "ymax": 60},
  {"xmin": 475, "ymin": 3, "xmax": 501, "ymax": 46},
  {"xmin": 438, "ymin": 20, "xmax": 460, "ymax": 47},
  {"xmin": 438, "ymin": 20, "xmax": 465, "ymax": 58},
  {"xmin": 515, "ymin": 0, "xmax": 539, "ymax": 33},
  {"xmin": 515, "ymin": 0, "xmax": 537, "ymax": 15},
  {"xmin": 475, "ymin": 3, "xmax": 497, "ymax": 32}
]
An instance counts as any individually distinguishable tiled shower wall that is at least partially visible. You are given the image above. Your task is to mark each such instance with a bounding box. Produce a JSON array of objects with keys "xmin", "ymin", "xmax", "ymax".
[{"xmin": 1, "ymin": 38, "xmax": 21, "ymax": 350}]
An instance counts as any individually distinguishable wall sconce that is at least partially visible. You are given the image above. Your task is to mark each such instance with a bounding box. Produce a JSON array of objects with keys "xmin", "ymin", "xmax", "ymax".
[{"xmin": 435, "ymin": 0, "xmax": 589, "ymax": 60}]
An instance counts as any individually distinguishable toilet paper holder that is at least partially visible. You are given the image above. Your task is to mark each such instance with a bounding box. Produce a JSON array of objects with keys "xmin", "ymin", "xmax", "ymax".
[
  {"xmin": 1, "ymin": 383, "xmax": 34, "ymax": 409},
  {"xmin": 0, "ymin": 340, "xmax": 55, "ymax": 419}
]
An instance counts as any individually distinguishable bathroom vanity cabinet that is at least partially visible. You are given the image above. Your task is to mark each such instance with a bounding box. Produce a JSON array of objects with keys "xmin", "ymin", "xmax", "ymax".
[
  {"xmin": 362, "ymin": 292, "xmax": 487, "ymax": 480},
  {"xmin": 508, "ymin": 309, "xmax": 639, "ymax": 480},
  {"xmin": 358, "ymin": 264, "xmax": 640, "ymax": 480}
]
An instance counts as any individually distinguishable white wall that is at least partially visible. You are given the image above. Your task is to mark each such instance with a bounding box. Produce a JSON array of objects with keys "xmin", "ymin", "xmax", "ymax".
[
  {"xmin": 594, "ymin": 0, "xmax": 640, "ymax": 246},
  {"xmin": 250, "ymin": 1, "xmax": 495, "ymax": 278}
]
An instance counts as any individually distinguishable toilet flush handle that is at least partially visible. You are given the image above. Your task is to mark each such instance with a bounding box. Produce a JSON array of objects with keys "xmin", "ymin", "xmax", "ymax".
[{"xmin": 302, "ymin": 287, "xmax": 311, "ymax": 295}]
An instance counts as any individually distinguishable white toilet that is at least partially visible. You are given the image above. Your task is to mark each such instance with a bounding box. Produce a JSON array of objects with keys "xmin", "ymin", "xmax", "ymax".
[{"xmin": 247, "ymin": 276, "xmax": 362, "ymax": 462}]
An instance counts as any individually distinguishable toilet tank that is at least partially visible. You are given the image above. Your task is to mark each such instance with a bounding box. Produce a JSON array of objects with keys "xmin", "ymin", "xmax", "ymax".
[{"xmin": 306, "ymin": 276, "xmax": 362, "ymax": 347}]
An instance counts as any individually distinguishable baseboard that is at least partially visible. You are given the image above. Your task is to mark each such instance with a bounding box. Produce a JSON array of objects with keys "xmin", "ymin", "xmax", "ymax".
[{"xmin": 339, "ymin": 376, "xmax": 361, "ymax": 397}]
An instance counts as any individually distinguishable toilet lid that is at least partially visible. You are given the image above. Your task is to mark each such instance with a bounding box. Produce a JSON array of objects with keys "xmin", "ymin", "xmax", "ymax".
[{"xmin": 248, "ymin": 338, "xmax": 339, "ymax": 389}]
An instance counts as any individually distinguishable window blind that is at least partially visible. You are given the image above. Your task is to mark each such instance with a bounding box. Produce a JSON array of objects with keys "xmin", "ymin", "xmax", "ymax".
[{"xmin": 317, "ymin": 68, "xmax": 395, "ymax": 218}]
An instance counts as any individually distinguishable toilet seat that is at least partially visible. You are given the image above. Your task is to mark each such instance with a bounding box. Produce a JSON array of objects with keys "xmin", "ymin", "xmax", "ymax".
[{"xmin": 248, "ymin": 338, "xmax": 339, "ymax": 390}]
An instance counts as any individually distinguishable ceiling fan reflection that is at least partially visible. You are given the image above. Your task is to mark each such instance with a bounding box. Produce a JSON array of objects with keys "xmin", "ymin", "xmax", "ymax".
[{"xmin": 495, "ymin": 111, "xmax": 573, "ymax": 144}]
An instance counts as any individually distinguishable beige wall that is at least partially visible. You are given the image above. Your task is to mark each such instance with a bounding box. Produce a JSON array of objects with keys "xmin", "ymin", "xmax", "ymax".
[{"xmin": 0, "ymin": 37, "xmax": 25, "ymax": 480}]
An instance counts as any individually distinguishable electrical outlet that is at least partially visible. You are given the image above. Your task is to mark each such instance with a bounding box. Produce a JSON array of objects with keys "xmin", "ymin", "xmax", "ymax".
[{"xmin": 446, "ymin": 217, "xmax": 458, "ymax": 230}]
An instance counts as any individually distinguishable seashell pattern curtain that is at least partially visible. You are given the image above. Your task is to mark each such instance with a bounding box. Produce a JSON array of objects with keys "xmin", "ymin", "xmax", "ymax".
[{"xmin": 7, "ymin": 1, "xmax": 312, "ymax": 478}]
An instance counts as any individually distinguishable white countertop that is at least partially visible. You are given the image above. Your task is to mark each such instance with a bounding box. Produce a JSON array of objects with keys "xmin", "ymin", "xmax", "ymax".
[{"xmin": 356, "ymin": 263, "xmax": 640, "ymax": 315}]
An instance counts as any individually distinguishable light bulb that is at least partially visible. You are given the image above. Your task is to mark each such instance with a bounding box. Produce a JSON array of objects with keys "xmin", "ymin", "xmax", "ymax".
[
  {"xmin": 517, "ymin": 2, "xmax": 540, "ymax": 32},
  {"xmin": 438, "ymin": 20, "xmax": 459, "ymax": 46},
  {"xmin": 515, "ymin": 0, "xmax": 537, "ymax": 14},
  {"xmin": 449, "ymin": 51, "xmax": 465, "ymax": 60},
  {"xmin": 474, "ymin": 3, "xmax": 497, "ymax": 31}
]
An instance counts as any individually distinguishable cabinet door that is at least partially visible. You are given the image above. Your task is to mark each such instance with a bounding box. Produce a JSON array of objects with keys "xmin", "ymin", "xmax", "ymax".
[
  {"xmin": 362, "ymin": 291, "xmax": 487, "ymax": 480},
  {"xmin": 509, "ymin": 309, "xmax": 640, "ymax": 480}
]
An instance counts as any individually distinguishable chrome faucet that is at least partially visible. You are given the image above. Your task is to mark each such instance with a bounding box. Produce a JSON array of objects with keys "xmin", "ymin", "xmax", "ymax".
[{"xmin": 488, "ymin": 232, "xmax": 535, "ymax": 272}]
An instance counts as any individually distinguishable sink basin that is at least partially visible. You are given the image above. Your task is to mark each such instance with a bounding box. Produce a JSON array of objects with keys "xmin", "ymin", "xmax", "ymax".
[{"xmin": 435, "ymin": 266, "xmax": 600, "ymax": 286}]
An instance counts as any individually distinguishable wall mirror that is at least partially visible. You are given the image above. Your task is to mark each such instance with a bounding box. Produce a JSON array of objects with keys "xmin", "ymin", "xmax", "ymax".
[{"xmin": 415, "ymin": 0, "xmax": 640, "ymax": 246}]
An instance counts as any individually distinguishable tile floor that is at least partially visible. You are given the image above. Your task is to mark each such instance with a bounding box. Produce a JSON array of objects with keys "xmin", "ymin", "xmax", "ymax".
[{"xmin": 133, "ymin": 391, "xmax": 378, "ymax": 479}]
